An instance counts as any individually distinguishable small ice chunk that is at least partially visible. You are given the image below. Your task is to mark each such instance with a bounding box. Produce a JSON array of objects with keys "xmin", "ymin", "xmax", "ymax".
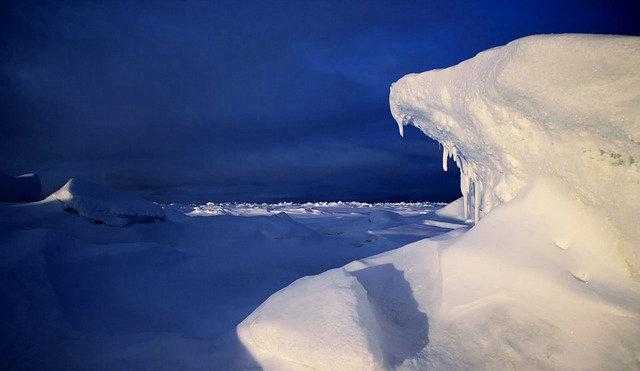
[
  {"xmin": 555, "ymin": 240, "xmax": 570, "ymax": 250},
  {"xmin": 570, "ymin": 271, "xmax": 589, "ymax": 283}
]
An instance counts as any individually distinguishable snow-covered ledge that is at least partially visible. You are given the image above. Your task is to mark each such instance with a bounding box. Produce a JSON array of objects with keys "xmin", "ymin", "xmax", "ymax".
[{"xmin": 390, "ymin": 34, "xmax": 640, "ymax": 273}]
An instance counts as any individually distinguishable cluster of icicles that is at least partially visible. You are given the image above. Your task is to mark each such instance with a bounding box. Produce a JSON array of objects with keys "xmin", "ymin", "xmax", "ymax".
[{"xmin": 442, "ymin": 143, "xmax": 483, "ymax": 223}]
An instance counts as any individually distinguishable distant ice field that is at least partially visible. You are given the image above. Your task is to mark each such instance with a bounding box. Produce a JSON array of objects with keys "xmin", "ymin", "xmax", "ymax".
[{"xmin": 185, "ymin": 201, "xmax": 444, "ymax": 217}]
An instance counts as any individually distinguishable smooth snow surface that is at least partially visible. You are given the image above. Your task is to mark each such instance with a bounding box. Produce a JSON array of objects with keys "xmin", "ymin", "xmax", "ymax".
[
  {"xmin": 0, "ymin": 192, "xmax": 456, "ymax": 370},
  {"xmin": 0, "ymin": 172, "xmax": 42, "ymax": 202},
  {"xmin": 239, "ymin": 34, "xmax": 640, "ymax": 370}
]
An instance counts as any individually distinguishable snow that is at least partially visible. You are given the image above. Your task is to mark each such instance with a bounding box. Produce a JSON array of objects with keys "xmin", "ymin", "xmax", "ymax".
[
  {"xmin": 0, "ymin": 189, "xmax": 453, "ymax": 369},
  {"xmin": 238, "ymin": 34, "xmax": 640, "ymax": 370},
  {"xmin": 2, "ymin": 33, "xmax": 639, "ymax": 370},
  {"xmin": 239, "ymin": 269, "xmax": 385, "ymax": 370},
  {"xmin": 45, "ymin": 178, "xmax": 165, "ymax": 226},
  {"xmin": 188, "ymin": 201, "xmax": 439, "ymax": 218},
  {"xmin": 390, "ymin": 34, "xmax": 640, "ymax": 247},
  {"xmin": 433, "ymin": 197, "xmax": 465, "ymax": 220},
  {"xmin": 0, "ymin": 172, "xmax": 42, "ymax": 202}
]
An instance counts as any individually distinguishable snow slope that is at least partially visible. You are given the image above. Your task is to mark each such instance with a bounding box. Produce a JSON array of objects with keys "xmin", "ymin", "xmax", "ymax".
[{"xmin": 238, "ymin": 34, "xmax": 640, "ymax": 370}]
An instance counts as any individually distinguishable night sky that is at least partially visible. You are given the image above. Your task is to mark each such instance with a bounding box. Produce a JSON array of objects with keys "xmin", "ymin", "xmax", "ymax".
[{"xmin": 2, "ymin": 1, "xmax": 639, "ymax": 202}]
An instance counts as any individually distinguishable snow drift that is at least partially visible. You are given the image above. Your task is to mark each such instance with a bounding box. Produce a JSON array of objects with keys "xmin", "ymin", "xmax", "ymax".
[
  {"xmin": 238, "ymin": 34, "xmax": 640, "ymax": 370},
  {"xmin": 46, "ymin": 178, "xmax": 165, "ymax": 226}
]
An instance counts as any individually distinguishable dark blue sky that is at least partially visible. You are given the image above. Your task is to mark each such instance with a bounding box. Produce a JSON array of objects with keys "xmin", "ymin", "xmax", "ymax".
[{"xmin": 2, "ymin": 0, "xmax": 639, "ymax": 202}]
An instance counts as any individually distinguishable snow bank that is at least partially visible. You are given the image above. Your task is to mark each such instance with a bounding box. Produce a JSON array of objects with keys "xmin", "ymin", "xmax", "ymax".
[
  {"xmin": 238, "ymin": 34, "xmax": 640, "ymax": 370},
  {"xmin": 45, "ymin": 178, "xmax": 165, "ymax": 226},
  {"xmin": 237, "ymin": 232, "xmax": 452, "ymax": 370},
  {"xmin": 238, "ymin": 270, "xmax": 386, "ymax": 370}
]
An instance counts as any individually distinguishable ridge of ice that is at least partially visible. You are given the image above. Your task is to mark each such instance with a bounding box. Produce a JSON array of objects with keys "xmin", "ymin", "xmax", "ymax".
[{"xmin": 188, "ymin": 201, "xmax": 440, "ymax": 217}]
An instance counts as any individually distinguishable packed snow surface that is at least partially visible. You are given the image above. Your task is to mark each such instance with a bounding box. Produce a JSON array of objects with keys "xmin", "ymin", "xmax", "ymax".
[
  {"xmin": 0, "ymin": 172, "xmax": 42, "ymax": 202},
  {"xmin": 239, "ymin": 34, "xmax": 640, "ymax": 370},
  {"xmin": 0, "ymin": 190, "xmax": 457, "ymax": 370}
]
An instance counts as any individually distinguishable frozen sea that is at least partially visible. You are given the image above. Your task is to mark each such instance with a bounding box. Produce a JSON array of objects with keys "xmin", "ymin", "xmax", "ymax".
[{"xmin": 0, "ymin": 199, "xmax": 467, "ymax": 370}]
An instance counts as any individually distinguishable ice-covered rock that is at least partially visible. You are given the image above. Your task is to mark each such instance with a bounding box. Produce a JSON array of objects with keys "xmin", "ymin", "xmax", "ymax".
[
  {"xmin": 45, "ymin": 178, "xmax": 165, "ymax": 226},
  {"xmin": 0, "ymin": 172, "xmax": 42, "ymax": 202}
]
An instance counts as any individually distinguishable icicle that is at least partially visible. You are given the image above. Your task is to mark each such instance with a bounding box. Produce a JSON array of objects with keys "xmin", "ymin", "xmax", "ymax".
[
  {"xmin": 452, "ymin": 147, "xmax": 461, "ymax": 170},
  {"xmin": 446, "ymin": 145, "xmax": 482, "ymax": 222},
  {"xmin": 474, "ymin": 178, "xmax": 482, "ymax": 223},
  {"xmin": 397, "ymin": 122, "xmax": 404, "ymax": 137},
  {"xmin": 483, "ymin": 190, "xmax": 493, "ymax": 213},
  {"xmin": 460, "ymin": 170, "xmax": 470, "ymax": 220},
  {"xmin": 442, "ymin": 145, "xmax": 449, "ymax": 171}
]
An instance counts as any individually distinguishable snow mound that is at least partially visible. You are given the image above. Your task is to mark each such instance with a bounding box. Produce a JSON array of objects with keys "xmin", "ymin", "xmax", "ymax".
[
  {"xmin": 433, "ymin": 197, "xmax": 465, "ymax": 221},
  {"xmin": 237, "ymin": 233, "xmax": 446, "ymax": 370},
  {"xmin": 46, "ymin": 178, "xmax": 165, "ymax": 226},
  {"xmin": 238, "ymin": 183, "xmax": 640, "ymax": 370},
  {"xmin": 238, "ymin": 270, "xmax": 385, "ymax": 370},
  {"xmin": 238, "ymin": 34, "xmax": 640, "ymax": 370}
]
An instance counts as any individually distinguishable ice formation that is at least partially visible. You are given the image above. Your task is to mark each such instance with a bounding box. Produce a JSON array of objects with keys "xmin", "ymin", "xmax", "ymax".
[
  {"xmin": 391, "ymin": 34, "xmax": 640, "ymax": 267},
  {"xmin": 188, "ymin": 201, "xmax": 438, "ymax": 218},
  {"xmin": 238, "ymin": 34, "xmax": 640, "ymax": 370}
]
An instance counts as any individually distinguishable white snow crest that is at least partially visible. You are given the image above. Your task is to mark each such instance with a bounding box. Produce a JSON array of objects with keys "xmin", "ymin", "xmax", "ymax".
[{"xmin": 390, "ymin": 34, "xmax": 640, "ymax": 268}]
